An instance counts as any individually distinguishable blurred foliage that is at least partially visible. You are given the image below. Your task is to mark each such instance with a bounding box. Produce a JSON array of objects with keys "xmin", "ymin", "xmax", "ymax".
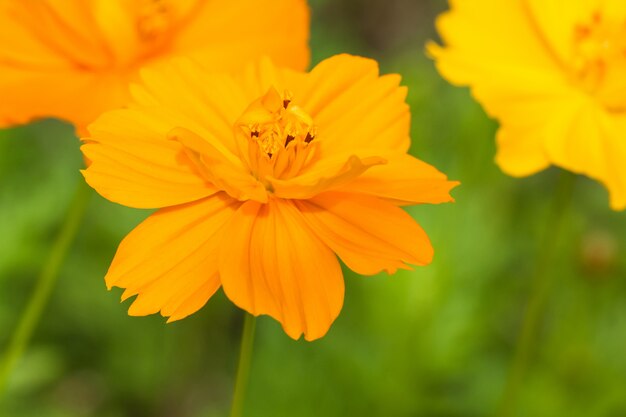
[{"xmin": 2, "ymin": 1, "xmax": 626, "ymax": 416}]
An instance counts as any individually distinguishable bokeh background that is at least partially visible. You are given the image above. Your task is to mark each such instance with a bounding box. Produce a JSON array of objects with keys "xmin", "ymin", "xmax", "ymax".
[{"xmin": 2, "ymin": 0, "xmax": 626, "ymax": 416}]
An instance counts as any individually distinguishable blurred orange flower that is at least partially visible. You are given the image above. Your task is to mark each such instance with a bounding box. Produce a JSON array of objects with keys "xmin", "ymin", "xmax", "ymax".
[
  {"xmin": 81, "ymin": 55, "xmax": 458, "ymax": 340},
  {"xmin": 430, "ymin": 0, "xmax": 626, "ymax": 209},
  {"xmin": 0, "ymin": 0, "xmax": 309, "ymax": 130}
]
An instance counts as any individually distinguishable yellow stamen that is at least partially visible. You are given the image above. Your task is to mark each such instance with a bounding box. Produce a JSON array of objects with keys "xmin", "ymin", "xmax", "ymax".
[
  {"xmin": 235, "ymin": 87, "xmax": 318, "ymax": 183},
  {"xmin": 571, "ymin": 11, "xmax": 626, "ymax": 111}
]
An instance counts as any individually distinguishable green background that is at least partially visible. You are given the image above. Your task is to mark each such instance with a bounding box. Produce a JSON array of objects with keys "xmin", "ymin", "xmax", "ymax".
[{"xmin": 2, "ymin": 0, "xmax": 626, "ymax": 416}]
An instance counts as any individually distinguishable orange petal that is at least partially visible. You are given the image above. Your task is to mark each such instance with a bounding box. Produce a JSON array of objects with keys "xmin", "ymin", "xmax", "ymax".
[
  {"xmin": 0, "ymin": 0, "xmax": 310, "ymax": 129},
  {"xmin": 0, "ymin": 67, "xmax": 128, "ymax": 128},
  {"xmin": 219, "ymin": 199, "xmax": 344, "ymax": 341},
  {"xmin": 82, "ymin": 108, "xmax": 216, "ymax": 209},
  {"xmin": 0, "ymin": 1, "xmax": 124, "ymax": 127},
  {"xmin": 133, "ymin": 59, "xmax": 249, "ymax": 158},
  {"xmin": 295, "ymin": 192, "xmax": 434, "ymax": 276},
  {"xmin": 293, "ymin": 54, "xmax": 411, "ymax": 154},
  {"xmin": 268, "ymin": 153, "xmax": 386, "ymax": 200},
  {"xmin": 107, "ymin": 193, "xmax": 240, "ymax": 322},
  {"xmin": 335, "ymin": 152, "xmax": 459, "ymax": 205},
  {"xmin": 168, "ymin": 127, "xmax": 268, "ymax": 203},
  {"xmin": 0, "ymin": 2, "xmax": 67, "ymax": 69},
  {"xmin": 173, "ymin": 0, "xmax": 310, "ymax": 72},
  {"xmin": 0, "ymin": 1, "xmax": 111, "ymax": 69},
  {"xmin": 236, "ymin": 61, "xmax": 288, "ymax": 113}
]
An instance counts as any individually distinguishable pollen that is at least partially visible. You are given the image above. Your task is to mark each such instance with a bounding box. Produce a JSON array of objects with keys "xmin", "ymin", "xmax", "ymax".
[{"xmin": 235, "ymin": 87, "xmax": 318, "ymax": 181}]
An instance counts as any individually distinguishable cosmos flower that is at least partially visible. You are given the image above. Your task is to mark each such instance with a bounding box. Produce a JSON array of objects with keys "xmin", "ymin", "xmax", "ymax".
[
  {"xmin": 0, "ymin": 0, "xmax": 309, "ymax": 130},
  {"xmin": 430, "ymin": 0, "xmax": 626, "ymax": 209},
  {"xmin": 81, "ymin": 54, "xmax": 458, "ymax": 340}
]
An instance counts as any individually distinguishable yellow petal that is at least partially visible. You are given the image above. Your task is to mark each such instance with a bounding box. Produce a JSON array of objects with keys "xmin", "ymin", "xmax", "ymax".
[
  {"xmin": 82, "ymin": 108, "xmax": 216, "ymax": 209},
  {"xmin": 492, "ymin": 92, "xmax": 587, "ymax": 177},
  {"xmin": 495, "ymin": 126, "xmax": 551, "ymax": 177},
  {"xmin": 543, "ymin": 101, "xmax": 626, "ymax": 210},
  {"xmin": 107, "ymin": 193, "xmax": 239, "ymax": 322},
  {"xmin": 219, "ymin": 199, "xmax": 344, "ymax": 341},
  {"xmin": 295, "ymin": 192, "xmax": 434, "ymax": 276},
  {"xmin": 430, "ymin": 0, "xmax": 563, "ymax": 87},
  {"xmin": 525, "ymin": 0, "xmax": 601, "ymax": 66}
]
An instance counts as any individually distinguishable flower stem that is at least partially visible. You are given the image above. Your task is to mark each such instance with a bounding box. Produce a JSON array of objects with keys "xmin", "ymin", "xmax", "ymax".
[
  {"xmin": 0, "ymin": 180, "xmax": 91, "ymax": 398},
  {"xmin": 229, "ymin": 313, "xmax": 257, "ymax": 417},
  {"xmin": 496, "ymin": 171, "xmax": 576, "ymax": 417}
]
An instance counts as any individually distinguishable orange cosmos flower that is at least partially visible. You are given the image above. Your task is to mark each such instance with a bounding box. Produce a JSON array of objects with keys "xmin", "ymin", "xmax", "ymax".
[
  {"xmin": 81, "ymin": 54, "xmax": 458, "ymax": 340},
  {"xmin": 430, "ymin": 0, "xmax": 626, "ymax": 209},
  {"xmin": 0, "ymin": 0, "xmax": 309, "ymax": 129}
]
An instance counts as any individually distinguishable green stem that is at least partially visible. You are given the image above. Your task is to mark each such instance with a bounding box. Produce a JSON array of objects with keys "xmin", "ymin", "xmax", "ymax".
[
  {"xmin": 0, "ymin": 180, "xmax": 91, "ymax": 398},
  {"xmin": 229, "ymin": 313, "xmax": 257, "ymax": 417},
  {"xmin": 496, "ymin": 172, "xmax": 576, "ymax": 417}
]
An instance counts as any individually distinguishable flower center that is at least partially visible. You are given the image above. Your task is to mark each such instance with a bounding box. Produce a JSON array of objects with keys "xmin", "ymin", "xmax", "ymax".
[
  {"xmin": 235, "ymin": 87, "xmax": 318, "ymax": 182},
  {"xmin": 571, "ymin": 11, "xmax": 626, "ymax": 111},
  {"xmin": 92, "ymin": 0, "xmax": 183, "ymax": 70},
  {"xmin": 136, "ymin": 0, "xmax": 175, "ymax": 42}
]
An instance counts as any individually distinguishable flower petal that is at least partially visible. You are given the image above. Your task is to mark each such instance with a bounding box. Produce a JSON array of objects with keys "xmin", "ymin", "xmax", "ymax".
[
  {"xmin": 429, "ymin": 0, "xmax": 563, "ymax": 88},
  {"xmin": 82, "ymin": 109, "xmax": 217, "ymax": 209},
  {"xmin": 133, "ymin": 59, "xmax": 250, "ymax": 158},
  {"xmin": 0, "ymin": 65, "xmax": 131, "ymax": 128},
  {"xmin": 543, "ymin": 102, "xmax": 626, "ymax": 210},
  {"xmin": 0, "ymin": 0, "xmax": 310, "ymax": 128},
  {"xmin": 268, "ymin": 153, "xmax": 386, "ymax": 200},
  {"xmin": 292, "ymin": 54, "xmax": 411, "ymax": 154},
  {"xmin": 219, "ymin": 199, "xmax": 344, "ymax": 341},
  {"xmin": 107, "ymin": 193, "xmax": 239, "ymax": 322},
  {"xmin": 168, "ymin": 127, "xmax": 268, "ymax": 203},
  {"xmin": 0, "ymin": 0, "xmax": 111, "ymax": 69},
  {"xmin": 0, "ymin": 1, "xmax": 126, "ymax": 127},
  {"xmin": 495, "ymin": 126, "xmax": 551, "ymax": 177},
  {"xmin": 236, "ymin": 57, "xmax": 292, "ymax": 104},
  {"xmin": 524, "ymin": 0, "xmax": 601, "ymax": 66},
  {"xmin": 335, "ymin": 153, "xmax": 459, "ymax": 205},
  {"xmin": 295, "ymin": 192, "xmax": 434, "ymax": 276},
  {"xmin": 173, "ymin": 0, "xmax": 310, "ymax": 72}
]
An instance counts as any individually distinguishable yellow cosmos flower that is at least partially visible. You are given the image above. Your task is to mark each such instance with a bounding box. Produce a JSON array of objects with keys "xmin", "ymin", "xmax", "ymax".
[
  {"xmin": 430, "ymin": 0, "xmax": 626, "ymax": 209},
  {"xmin": 81, "ymin": 54, "xmax": 458, "ymax": 340},
  {"xmin": 0, "ymin": 0, "xmax": 309, "ymax": 129}
]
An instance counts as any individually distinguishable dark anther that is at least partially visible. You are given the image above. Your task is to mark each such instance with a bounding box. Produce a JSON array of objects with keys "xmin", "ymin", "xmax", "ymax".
[
  {"xmin": 251, "ymin": 131, "xmax": 259, "ymax": 137},
  {"xmin": 285, "ymin": 135, "xmax": 295, "ymax": 147},
  {"xmin": 283, "ymin": 99, "xmax": 291, "ymax": 109},
  {"xmin": 304, "ymin": 132, "xmax": 315, "ymax": 143},
  {"xmin": 268, "ymin": 153, "xmax": 273, "ymax": 158}
]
